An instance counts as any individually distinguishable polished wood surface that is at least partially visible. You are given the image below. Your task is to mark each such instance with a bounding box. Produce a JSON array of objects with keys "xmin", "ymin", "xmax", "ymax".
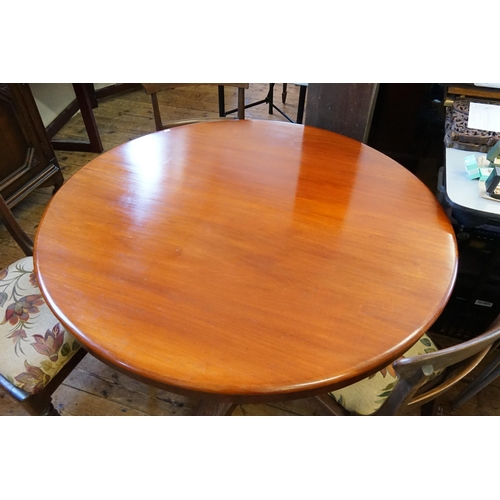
[{"xmin": 34, "ymin": 120, "xmax": 457, "ymax": 404}]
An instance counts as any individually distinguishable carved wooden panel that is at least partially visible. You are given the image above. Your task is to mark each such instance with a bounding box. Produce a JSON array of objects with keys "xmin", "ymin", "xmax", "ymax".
[{"xmin": 0, "ymin": 84, "xmax": 63, "ymax": 207}]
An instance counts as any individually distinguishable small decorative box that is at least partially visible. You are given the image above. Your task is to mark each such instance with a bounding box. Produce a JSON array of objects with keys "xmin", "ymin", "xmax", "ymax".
[
  {"xmin": 465, "ymin": 154, "xmax": 480, "ymax": 179},
  {"xmin": 487, "ymin": 141, "xmax": 500, "ymax": 164},
  {"xmin": 479, "ymin": 167, "xmax": 493, "ymax": 181},
  {"xmin": 485, "ymin": 166, "xmax": 500, "ymax": 199}
]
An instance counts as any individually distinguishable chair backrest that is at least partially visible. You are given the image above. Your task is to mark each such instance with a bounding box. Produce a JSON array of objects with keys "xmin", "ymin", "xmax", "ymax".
[
  {"xmin": 0, "ymin": 194, "xmax": 33, "ymax": 256},
  {"xmin": 379, "ymin": 315, "xmax": 500, "ymax": 415},
  {"xmin": 142, "ymin": 83, "xmax": 249, "ymax": 131},
  {"xmin": 304, "ymin": 83, "xmax": 379, "ymax": 143}
]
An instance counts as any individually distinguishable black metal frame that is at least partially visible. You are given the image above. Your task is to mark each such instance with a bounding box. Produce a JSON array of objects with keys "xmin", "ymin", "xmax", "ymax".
[{"xmin": 219, "ymin": 84, "xmax": 307, "ymax": 124}]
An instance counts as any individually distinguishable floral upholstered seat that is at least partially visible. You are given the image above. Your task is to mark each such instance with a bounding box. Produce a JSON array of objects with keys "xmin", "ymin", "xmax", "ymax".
[
  {"xmin": 328, "ymin": 333, "xmax": 441, "ymax": 416},
  {"xmin": 0, "ymin": 257, "xmax": 81, "ymax": 395}
]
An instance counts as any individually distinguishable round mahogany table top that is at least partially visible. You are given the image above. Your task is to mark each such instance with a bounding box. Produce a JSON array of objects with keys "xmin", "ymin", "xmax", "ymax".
[{"xmin": 34, "ymin": 120, "xmax": 457, "ymax": 403}]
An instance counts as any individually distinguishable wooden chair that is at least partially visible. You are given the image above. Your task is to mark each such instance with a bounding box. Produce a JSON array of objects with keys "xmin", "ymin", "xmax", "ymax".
[
  {"xmin": 316, "ymin": 317, "xmax": 500, "ymax": 416},
  {"xmin": 0, "ymin": 194, "xmax": 86, "ymax": 415},
  {"xmin": 451, "ymin": 349, "xmax": 500, "ymax": 409},
  {"xmin": 142, "ymin": 84, "xmax": 249, "ymax": 131},
  {"xmin": 304, "ymin": 84, "xmax": 379, "ymax": 144},
  {"xmin": 275, "ymin": 83, "xmax": 308, "ymax": 123}
]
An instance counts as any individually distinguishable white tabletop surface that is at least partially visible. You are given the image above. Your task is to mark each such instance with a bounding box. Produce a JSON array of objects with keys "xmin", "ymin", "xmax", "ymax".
[{"xmin": 445, "ymin": 147, "xmax": 500, "ymax": 217}]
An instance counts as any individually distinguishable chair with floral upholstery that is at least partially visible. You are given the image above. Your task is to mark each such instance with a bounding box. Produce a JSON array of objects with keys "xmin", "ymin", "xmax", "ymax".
[
  {"xmin": 316, "ymin": 317, "xmax": 500, "ymax": 416},
  {"xmin": 0, "ymin": 195, "xmax": 86, "ymax": 415}
]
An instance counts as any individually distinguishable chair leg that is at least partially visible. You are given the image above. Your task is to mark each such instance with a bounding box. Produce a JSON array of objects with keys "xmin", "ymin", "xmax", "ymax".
[
  {"xmin": 150, "ymin": 93, "xmax": 163, "ymax": 131},
  {"xmin": 268, "ymin": 84, "xmax": 275, "ymax": 115},
  {"xmin": 22, "ymin": 393, "xmax": 60, "ymax": 416},
  {"xmin": 237, "ymin": 88, "xmax": 245, "ymax": 120},
  {"xmin": 282, "ymin": 83, "xmax": 288, "ymax": 104},
  {"xmin": 297, "ymin": 85, "xmax": 307, "ymax": 124},
  {"xmin": 2, "ymin": 348, "xmax": 86, "ymax": 416},
  {"xmin": 218, "ymin": 85, "xmax": 226, "ymax": 117}
]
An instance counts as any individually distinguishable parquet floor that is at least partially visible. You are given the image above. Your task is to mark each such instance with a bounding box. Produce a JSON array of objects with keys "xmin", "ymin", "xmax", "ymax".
[{"xmin": 1, "ymin": 83, "xmax": 499, "ymax": 416}]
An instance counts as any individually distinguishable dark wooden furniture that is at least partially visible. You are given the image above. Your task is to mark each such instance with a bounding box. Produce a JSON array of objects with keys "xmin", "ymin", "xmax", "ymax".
[
  {"xmin": 0, "ymin": 84, "xmax": 64, "ymax": 208},
  {"xmin": 305, "ymin": 83, "xmax": 379, "ymax": 143},
  {"xmin": 223, "ymin": 84, "xmax": 307, "ymax": 124},
  {"xmin": 46, "ymin": 83, "xmax": 141, "ymax": 152},
  {"xmin": 317, "ymin": 315, "xmax": 500, "ymax": 416},
  {"xmin": 50, "ymin": 83, "xmax": 103, "ymax": 153},
  {"xmin": 443, "ymin": 84, "xmax": 500, "ymax": 106},
  {"xmin": 0, "ymin": 194, "xmax": 87, "ymax": 415},
  {"xmin": 142, "ymin": 83, "xmax": 248, "ymax": 131},
  {"xmin": 264, "ymin": 83, "xmax": 307, "ymax": 124},
  {"xmin": 34, "ymin": 120, "xmax": 457, "ymax": 415},
  {"xmin": 305, "ymin": 84, "xmax": 442, "ymax": 174},
  {"xmin": 367, "ymin": 83, "xmax": 431, "ymax": 170}
]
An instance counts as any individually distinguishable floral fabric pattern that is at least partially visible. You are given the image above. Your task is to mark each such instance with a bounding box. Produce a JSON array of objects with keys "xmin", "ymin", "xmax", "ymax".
[
  {"xmin": 328, "ymin": 333, "xmax": 440, "ymax": 416},
  {"xmin": 2, "ymin": 294, "xmax": 45, "ymax": 326},
  {"xmin": 0, "ymin": 257, "xmax": 81, "ymax": 395}
]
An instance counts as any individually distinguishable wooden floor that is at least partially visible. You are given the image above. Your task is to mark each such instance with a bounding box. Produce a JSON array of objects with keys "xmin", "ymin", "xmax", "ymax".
[{"xmin": 2, "ymin": 83, "xmax": 499, "ymax": 416}]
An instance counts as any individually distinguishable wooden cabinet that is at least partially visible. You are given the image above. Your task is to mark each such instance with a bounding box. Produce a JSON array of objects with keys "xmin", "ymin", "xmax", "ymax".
[{"xmin": 0, "ymin": 83, "xmax": 64, "ymax": 207}]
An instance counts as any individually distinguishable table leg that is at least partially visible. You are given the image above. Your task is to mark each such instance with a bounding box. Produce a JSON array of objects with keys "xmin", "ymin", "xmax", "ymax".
[{"xmin": 195, "ymin": 400, "xmax": 236, "ymax": 416}]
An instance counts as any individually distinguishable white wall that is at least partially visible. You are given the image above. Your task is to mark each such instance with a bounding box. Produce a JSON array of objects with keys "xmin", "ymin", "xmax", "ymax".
[{"xmin": 29, "ymin": 83, "xmax": 113, "ymax": 127}]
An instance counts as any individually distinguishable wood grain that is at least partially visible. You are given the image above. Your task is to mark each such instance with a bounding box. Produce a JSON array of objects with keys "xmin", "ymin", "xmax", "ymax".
[{"xmin": 34, "ymin": 119, "xmax": 457, "ymax": 404}]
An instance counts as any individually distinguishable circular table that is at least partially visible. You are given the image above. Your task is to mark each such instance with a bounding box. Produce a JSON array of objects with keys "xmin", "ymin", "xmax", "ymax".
[{"xmin": 34, "ymin": 120, "xmax": 457, "ymax": 414}]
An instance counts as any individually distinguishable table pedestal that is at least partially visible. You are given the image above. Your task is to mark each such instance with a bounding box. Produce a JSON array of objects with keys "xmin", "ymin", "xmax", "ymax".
[{"xmin": 195, "ymin": 401, "xmax": 236, "ymax": 416}]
